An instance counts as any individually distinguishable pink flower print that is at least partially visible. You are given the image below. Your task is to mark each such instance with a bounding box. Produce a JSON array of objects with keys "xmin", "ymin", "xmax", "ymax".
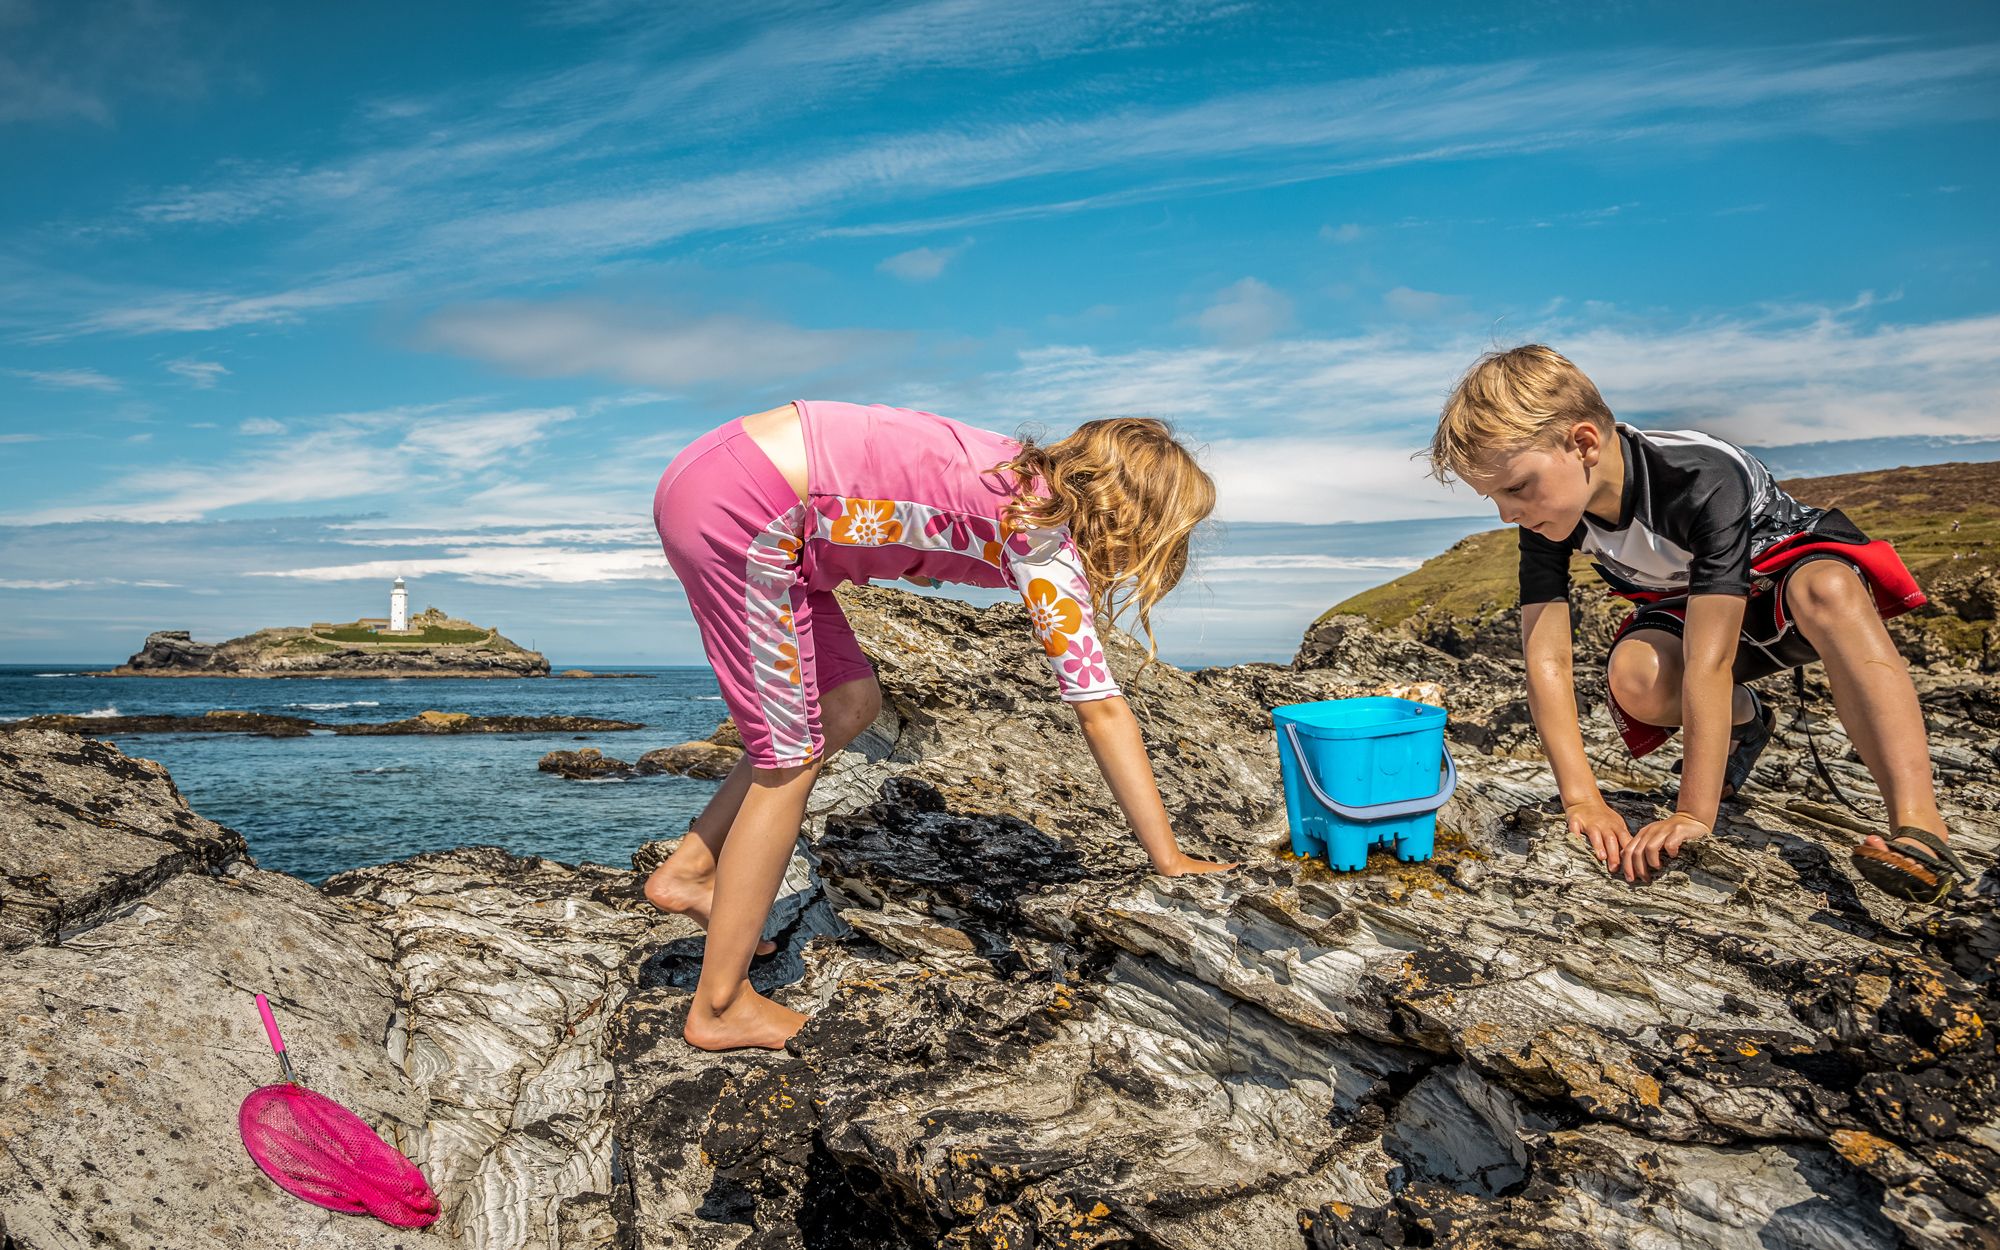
[
  {"xmin": 1061, "ymin": 636, "xmax": 1107, "ymax": 687},
  {"xmin": 922, "ymin": 512, "xmax": 997, "ymax": 553}
]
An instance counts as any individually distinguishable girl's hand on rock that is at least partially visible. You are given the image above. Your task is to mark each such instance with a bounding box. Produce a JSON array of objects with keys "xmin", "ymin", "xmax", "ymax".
[
  {"xmin": 1155, "ymin": 853, "xmax": 1239, "ymax": 876},
  {"xmin": 1622, "ymin": 812, "xmax": 1710, "ymax": 883},
  {"xmin": 1566, "ymin": 797, "xmax": 1633, "ymax": 872}
]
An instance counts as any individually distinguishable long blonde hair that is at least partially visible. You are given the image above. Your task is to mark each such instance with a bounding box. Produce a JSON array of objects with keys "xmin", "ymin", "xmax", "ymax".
[{"xmin": 994, "ymin": 416, "xmax": 1215, "ymax": 672}]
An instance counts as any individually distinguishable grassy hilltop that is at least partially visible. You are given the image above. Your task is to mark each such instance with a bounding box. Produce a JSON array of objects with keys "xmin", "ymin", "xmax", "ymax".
[{"xmin": 1324, "ymin": 460, "xmax": 2000, "ymax": 668}]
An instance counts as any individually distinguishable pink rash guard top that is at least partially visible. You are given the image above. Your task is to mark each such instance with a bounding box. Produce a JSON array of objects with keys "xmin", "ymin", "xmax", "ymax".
[{"xmin": 795, "ymin": 400, "xmax": 1121, "ymax": 703}]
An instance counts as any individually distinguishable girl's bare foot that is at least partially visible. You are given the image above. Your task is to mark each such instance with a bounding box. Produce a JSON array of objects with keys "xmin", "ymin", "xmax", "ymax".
[
  {"xmin": 643, "ymin": 864, "xmax": 778, "ymax": 956},
  {"xmin": 684, "ymin": 988, "xmax": 807, "ymax": 1052}
]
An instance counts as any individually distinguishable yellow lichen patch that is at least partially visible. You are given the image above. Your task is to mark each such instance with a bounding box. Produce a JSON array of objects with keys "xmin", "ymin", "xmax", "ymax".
[
  {"xmin": 1087, "ymin": 1202, "xmax": 1110, "ymax": 1219},
  {"xmin": 1735, "ymin": 1043, "xmax": 1760, "ymax": 1058},
  {"xmin": 1330, "ymin": 1201, "xmax": 1353, "ymax": 1218},
  {"xmin": 1832, "ymin": 1129, "xmax": 1898, "ymax": 1167}
]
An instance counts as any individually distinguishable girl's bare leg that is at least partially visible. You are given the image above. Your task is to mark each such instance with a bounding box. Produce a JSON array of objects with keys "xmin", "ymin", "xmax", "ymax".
[
  {"xmin": 644, "ymin": 678, "xmax": 881, "ymax": 962},
  {"xmin": 683, "ymin": 761, "xmax": 820, "ymax": 1051},
  {"xmin": 1786, "ymin": 562, "xmax": 1947, "ymax": 848}
]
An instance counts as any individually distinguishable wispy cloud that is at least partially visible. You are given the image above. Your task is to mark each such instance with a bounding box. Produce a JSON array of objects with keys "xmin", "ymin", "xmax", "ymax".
[
  {"xmin": 44, "ymin": 35, "xmax": 2000, "ymax": 337},
  {"xmin": 9, "ymin": 366, "xmax": 120, "ymax": 390},
  {"xmin": 1192, "ymin": 278, "xmax": 1295, "ymax": 346},
  {"xmin": 238, "ymin": 417, "xmax": 285, "ymax": 435},
  {"xmin": 419, "ymin": 300, "xmax": 908, "ymax": 386},
  {"xmin": 251, "ymin": 545, "xmax": 672, "ymax": 586},
  {"xmin": 0, "ymin": 0, "xmax": 211, "ymax": 127},
  {"xmin": 878, "ymin": 240, "xmax": 970, "ymax": 282},
  {"xmin": 166, "ymin": 358, "xmax": 230, "ymax": 388}
]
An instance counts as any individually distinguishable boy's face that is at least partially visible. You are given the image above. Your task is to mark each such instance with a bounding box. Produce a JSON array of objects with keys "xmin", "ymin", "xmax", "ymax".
[{"xmin": 1462, "ymin": 424, "xmax": 1601, "ymax": 539}]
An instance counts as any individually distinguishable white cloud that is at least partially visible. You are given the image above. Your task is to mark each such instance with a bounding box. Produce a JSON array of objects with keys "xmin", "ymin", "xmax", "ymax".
[
  {"xmin": 0, "ymin": 578, "xmax": 88, "ymax": 590},
  {"xmin": 878, "ymin": 241, "xmax": 968, "ymax": 282},
  {"xmin": 396, "ymin": 407, "xmax": 576, "ymax": 471},
  {"xmin": 238, "ymin": 417, "xmax": 286, "ymax": 436},
  {"xmin": 251, "ymin": 545, "xmax": 674, "ymax": 586},
  {"xmin": 167, "ymin": 358, "xmax": 230, "ymax": 388},
  {"xmin": 9, "ymin": 367, "xmax": 120, "ymax": 391},
  {"xmin": 971, "ymin": 303, "xmax": 2000, "ymax": 523},
  {"xmin": 0, "ymin": 434, "xmax": 43, "ymax": 444},
  {"xmin": 1192, "ymin": 278, "xmax": 1295, "ymax": 346},
  {"xmin": 1382, "ymin": 286, "xmax": 1467, "ymax": 321},
  {"xmin": 419, "ymin": 300, "xmax": 905, "ymax": 385},
  {"xmin": 1321, "ymin": 223, "xmax": 1364, "ymax": 244}
]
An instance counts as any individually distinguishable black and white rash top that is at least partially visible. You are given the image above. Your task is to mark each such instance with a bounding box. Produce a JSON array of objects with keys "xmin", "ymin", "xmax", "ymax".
[{"xmin": 1519, "ymin": 425, "xmax": 1824, "ymax": 604}]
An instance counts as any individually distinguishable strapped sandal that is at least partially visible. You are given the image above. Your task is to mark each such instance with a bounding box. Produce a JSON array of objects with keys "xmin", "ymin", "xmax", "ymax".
[
  {"xmin": 1852, "ymin": 827, "xmax": 1976, "ymax": 904},
  {"xmin": 1721, "ymin": 687, "xmax": 1774, "ymax": 800}
]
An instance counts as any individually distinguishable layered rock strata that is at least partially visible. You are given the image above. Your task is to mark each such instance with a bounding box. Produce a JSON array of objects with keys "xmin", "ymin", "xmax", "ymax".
[{"xmin": 3, "ymin": 585, "xmax": 1996, "ymax": 1250}]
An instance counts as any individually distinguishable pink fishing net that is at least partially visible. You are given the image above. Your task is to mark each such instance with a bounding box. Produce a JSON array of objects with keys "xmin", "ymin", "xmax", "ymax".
[{"xmin": 239, "ymin": 1082, "xmax": 440, "ymax": 1228}]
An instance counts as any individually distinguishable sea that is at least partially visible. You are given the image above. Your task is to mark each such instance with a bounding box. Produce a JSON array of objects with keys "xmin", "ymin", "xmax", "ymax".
[{"xmin": 0, "ymin": 666, "xmax": 728, "ymax": 884}]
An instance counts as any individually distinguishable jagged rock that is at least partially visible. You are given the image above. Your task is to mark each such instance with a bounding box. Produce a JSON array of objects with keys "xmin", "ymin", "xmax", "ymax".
[
  {"xmin": 106, "ymin": 624, "xmax": 550, "ymax": 679},
  {"xmin": 0, "ymin": 728, "xmax": 447, "ymax": 1249},
  {"xmin": 336, "ymin": 712, "xmax": 644, "ymax": 735},
  {"xmin": 540, "ymin": 747, "xmax": 637, "ymax": 779},
  {"xmin": 636, "ymin": 741, "xmax": 741, "ymax": 779},
  {"xmin": 11, "ymin": 709, "xmax": 319, "ymax": 738},
  {"xmin": 7, "ymin": 581, "xmax": 1999, "ymax": 1250}
]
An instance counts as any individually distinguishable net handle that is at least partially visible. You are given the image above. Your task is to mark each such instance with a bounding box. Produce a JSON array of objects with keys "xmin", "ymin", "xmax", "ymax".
[{"xmin": 255, "ymin": 993, "xmax": 300, "ymax": 1084}]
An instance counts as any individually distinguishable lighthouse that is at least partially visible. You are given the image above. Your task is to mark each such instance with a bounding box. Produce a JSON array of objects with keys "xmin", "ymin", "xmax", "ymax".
[{"xmin": 390, "ymin": 577, "xmax": 409, "ymax": 632}]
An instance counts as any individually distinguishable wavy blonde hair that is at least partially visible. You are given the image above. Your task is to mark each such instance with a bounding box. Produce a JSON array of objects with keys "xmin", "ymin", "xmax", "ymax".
[
  {"xmin": 993, "ymin": 416, "xmax": 1214, "ymax": 674},
  {"xmin": 1427, "ymin": 344, "xmax": 1614, "ymax": 485}
]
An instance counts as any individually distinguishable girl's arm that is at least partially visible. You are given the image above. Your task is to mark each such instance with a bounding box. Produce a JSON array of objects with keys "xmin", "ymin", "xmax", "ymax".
[
  {"xmin": 1073, "ymin": 695, "xmax": 1236, "ymax": 875},
  {"xmin": 1522, "ymin": 600, "xmax": 1631, "ymax": 868},
  {"xmin": 1624, "ymin": 593, "xmax": 1745, "ymax": 881}
]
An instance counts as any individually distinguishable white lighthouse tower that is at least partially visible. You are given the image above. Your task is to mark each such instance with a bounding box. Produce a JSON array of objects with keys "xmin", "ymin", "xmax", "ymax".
[{"xmin": 390, "ymin": 577, "xmax": 409, "ymax": 632}]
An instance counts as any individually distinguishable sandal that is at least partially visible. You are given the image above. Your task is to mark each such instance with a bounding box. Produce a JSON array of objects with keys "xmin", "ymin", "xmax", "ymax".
[{"xmin": 1852, "ymin": 827, "xmax": 1975, "ymax": 904}]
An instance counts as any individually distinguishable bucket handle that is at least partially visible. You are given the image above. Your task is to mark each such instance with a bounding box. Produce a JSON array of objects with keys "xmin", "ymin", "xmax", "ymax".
[{"xmin": 1282, "ymin": 723, "xmax": 1458, "ymax": 822}]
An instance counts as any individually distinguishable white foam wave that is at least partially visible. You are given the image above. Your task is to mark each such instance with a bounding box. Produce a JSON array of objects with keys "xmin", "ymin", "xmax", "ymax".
[
  {"xmin": 286, "ymin": 700, "xmax": 382, "ymax": 711},
  {"xmin": 79, "ymin": 705, "xmax": 121, "ymax": 719}
]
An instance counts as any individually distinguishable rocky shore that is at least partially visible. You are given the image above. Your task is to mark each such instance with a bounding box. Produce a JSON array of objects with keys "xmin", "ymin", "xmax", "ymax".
[
  {"xmin": 104, "ymin": 621, "xmax": 549, "ymax": 678},
  {"xmin": 13, "ymin": 709, "xmax": 644, "ymax": 737},
  {"xmin": 2, "ymin": 585, "xmax": 1995, "ymax": 1249}
]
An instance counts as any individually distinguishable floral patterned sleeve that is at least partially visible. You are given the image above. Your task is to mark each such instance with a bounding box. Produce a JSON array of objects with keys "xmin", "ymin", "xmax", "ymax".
[{"xmin": 1001, "ymin": 524, "xmax": 1122, "ymax": 703}]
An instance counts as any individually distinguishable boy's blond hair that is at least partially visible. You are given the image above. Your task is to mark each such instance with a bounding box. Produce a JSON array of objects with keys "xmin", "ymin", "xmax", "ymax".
[{"xmin": 1427, "ymin": 345, "xmax": 1615, "ymax": 484}]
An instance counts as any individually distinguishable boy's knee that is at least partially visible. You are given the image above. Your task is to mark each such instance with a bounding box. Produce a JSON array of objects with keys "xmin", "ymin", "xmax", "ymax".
[
  {"xmin": 1608, "ymin": 643, "xmax": 1670, "ymax": 719},
  {"xmin": 1787, "ymin": 562, "xmax": 1870, "ymax": 631}
]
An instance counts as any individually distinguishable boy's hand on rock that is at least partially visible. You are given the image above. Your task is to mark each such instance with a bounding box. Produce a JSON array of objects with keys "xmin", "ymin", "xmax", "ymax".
[
  {"xmin": 1623, "ymin": 813, "xmax": 1710, "ymax": 883},
  {"xmin": 1155, "ymin": 853, "xmax": 1239, "ymax": 877},
  {"xmin": 1565, "ymin": 797, "xmax": 1632, "ymax": 872}
]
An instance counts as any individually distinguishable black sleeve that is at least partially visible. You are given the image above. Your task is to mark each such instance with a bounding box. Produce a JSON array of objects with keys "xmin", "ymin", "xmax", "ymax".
[
  {"xmin": 1681, "ymin": 471, "xmax": 1754, "ymax": 597},
  {"xmin": 1518, "ymin": 523, "xmax": 1582, "ymax": 605}
]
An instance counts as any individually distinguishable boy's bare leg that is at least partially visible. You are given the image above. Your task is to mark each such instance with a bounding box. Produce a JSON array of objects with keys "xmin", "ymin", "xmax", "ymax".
[
  {"xmin": 1785, "ymin": 562, "xmax": 1948, "ymax": 847},
  {"xmin": 644, "ymin": 676, "xmax": 882, "ymax": 951},
  {"xmin": 1605, "ymin": 632, "xmax": 1757, "ymax": 731}
]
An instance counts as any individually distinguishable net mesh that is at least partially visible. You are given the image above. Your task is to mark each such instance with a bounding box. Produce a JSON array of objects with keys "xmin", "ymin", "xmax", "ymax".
[{"xmin": 239, "ymin": 1083, "xmax": 439, "ymax": 1228}]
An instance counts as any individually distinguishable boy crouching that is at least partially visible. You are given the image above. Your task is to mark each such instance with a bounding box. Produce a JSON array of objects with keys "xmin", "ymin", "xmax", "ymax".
[{"xmin": 1426, "ymin": 344, "xmax": 1970, "ymax": 902}]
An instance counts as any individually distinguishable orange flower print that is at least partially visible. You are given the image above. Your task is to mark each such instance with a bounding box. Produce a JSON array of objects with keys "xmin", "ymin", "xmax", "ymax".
[
  {"xmin": 774, "ymin": 641, "xmax": 802, "ymax": 686},
  {"xmin": 1023, "ymin": 578, "xmax": 1082, "ymax": 657},
  {"xmin": 831, "ymin": 499, "xmax": 904, "ymax": 546}
]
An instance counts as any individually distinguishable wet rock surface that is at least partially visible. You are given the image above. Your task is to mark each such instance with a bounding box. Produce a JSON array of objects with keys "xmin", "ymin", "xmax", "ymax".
[
  {"xmin": 5, "ymin": 584, "xmax": 1997, "ymax": 1249},
  {"xmin": 334, "ymin": 711, "xmax": 645, "ymax": 735}
]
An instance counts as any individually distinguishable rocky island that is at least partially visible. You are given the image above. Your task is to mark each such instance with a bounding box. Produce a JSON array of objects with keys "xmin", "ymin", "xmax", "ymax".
[
  {"xmin": 104, "ymin": 604, "xmax": 550, "ymax": 679},
  {"xmin": 3, "ymin": 520, "xmax": 1996, "ymax": 1247}
]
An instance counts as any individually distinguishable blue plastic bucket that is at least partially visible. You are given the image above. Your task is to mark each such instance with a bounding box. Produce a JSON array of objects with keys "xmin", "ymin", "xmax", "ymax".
[{"xmin": 1273, "ymin": 697, "xmax": 1456, "ymax": 870}]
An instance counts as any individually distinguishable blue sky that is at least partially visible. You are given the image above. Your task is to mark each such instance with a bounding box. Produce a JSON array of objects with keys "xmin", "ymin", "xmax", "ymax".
[{"xmin": 2, "ymin": 0, "xmax": 1997, "ymax": 666}]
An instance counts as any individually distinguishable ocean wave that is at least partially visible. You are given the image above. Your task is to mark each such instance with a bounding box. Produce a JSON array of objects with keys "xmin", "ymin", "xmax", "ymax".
[
  {"xmin": 695, "ymin": 695, "xmax": 723, "ymax": 701},
  {"xmin": 33, "ymin": 672, "xmax": 71, "ymax": 678},
  {"xmin": 352, "ymin": 765, "xmax": 416, "ymax": 775},
  {"xmin": 78, "ymin": 706, "xmax": 121, "ymax": 719},
  {"xmin": 286, "ymin": 701, "xmax": 382, "ymax": 711}
]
